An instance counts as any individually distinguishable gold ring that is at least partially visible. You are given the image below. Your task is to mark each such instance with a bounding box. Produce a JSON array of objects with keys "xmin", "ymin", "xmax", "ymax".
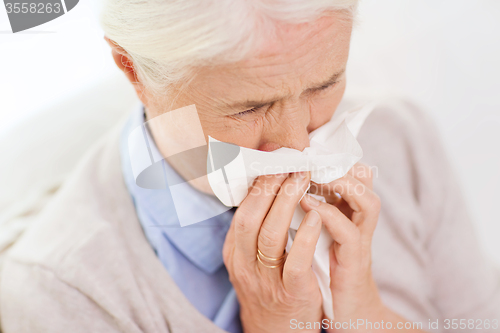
[
  {"xmin": 257, "ymin": 248, "xmax": 286, "ymax": 261},
  {"xmin": 256, "ymin": 253, "xmax": 285, "ymax": 268}
]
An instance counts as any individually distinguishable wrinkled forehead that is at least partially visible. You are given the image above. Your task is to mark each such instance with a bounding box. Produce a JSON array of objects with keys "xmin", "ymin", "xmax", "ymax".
[
  {"xmin": 187, "ymin": 13, "xmax": 352, "ymax": 103},
  {"xmin": 253, "ymin": 11, "xmax": 353, "ymax": 58}
]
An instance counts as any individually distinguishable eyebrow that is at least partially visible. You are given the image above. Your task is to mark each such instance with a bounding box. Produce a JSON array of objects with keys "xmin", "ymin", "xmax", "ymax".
[
  {"xmin": 306, "ymin": 68, "xmax": 346, "ymax": 91},
  {"xmin": 227, "ymin": 68, "xmax": 346, "ymax": 110}
]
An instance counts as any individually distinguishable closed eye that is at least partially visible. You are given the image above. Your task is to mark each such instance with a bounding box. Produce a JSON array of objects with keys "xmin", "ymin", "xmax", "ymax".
[
  {"xmin": 315, "ymin": 80, "xmax": 338, "ymax": 92},
  {"xmin": 236, "ymin": 107, "xmax": 258, "ymax": 116},
  {"xmin": 233, "ymin": 105, "xmax": 267, "ymax": 117},
  {"xmin": 231, "ymin": 80, "xmax": 338, "ymax": 117}
]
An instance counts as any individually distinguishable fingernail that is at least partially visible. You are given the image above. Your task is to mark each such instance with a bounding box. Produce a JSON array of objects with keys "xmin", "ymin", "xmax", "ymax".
[
  {"xmin": 306, "ymin": 210, "xmax": 321, "ymax": 226},
  {"xmin": 291, "ymin": 171, "xmax": 307, "ymax": 182},
  {"xmin": 305, "ymin": 194, "xmax": 321, "ymax": 206}
]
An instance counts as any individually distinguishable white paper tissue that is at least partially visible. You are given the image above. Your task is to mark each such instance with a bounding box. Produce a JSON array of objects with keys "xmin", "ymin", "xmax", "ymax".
[{"xmin": 207, "ymin": 102, "xmax": 376, "ymax": 320}]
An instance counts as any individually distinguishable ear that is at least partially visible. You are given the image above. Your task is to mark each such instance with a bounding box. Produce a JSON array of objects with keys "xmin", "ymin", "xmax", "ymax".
[{"xmin": 104, "ymin": 36, "xmax": 148, "ymax": 105}]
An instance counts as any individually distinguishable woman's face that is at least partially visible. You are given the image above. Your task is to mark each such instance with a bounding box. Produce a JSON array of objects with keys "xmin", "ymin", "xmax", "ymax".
[{"xmin": 142, "ymin": 12, "xmax": 353, "ymax": 193}]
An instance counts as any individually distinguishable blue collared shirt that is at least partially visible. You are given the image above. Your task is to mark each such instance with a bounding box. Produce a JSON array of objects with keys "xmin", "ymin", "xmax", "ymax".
[{"xmin": 119, "ymin": 102, "xmax": 242, "ymax": 333}]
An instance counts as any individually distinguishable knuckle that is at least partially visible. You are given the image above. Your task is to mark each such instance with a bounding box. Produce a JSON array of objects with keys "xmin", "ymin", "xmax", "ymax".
[
  {"xmin": 278, "ymin": 182, "xmax": 298, "ymax": 199},
  {"xmin": 285, "ymin": 264, "xmax": 304, "ymax": 280},
  {"xmin": 354, "ymin": 183, "xmax": 366, "ymax": 196},
  {"xmin": 298, "ymin": 231, "xmax": 317, "ymax": 248},
  {"xmin": 324, "ymin": 205, "xmax": 340, "ymax": 221},
  {"xmin": 302, "ymin": 236, "xmax": 315, "ymax": 248},
  {"xmin": 368, "ymin": 192, "xmax": 381, "ymax": 212},
  {"xmin": 259, "ymin": 175, "xmax": 285, "ymax": 194},
  {"xmin": 233, "ymin": 208, "xmax": 252, "ymax": 233},
  {"xmin": 258, "ymin": 225, "xmax": 281, "ymax": 249}
]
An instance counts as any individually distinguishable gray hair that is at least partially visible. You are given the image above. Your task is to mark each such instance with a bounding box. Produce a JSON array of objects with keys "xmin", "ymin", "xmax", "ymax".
[{"xmin": 99, "ymin": 0, "xmax": 359, "ymax": 96}]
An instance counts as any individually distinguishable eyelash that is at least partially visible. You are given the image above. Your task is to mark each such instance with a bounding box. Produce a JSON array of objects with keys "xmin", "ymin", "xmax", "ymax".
[
  {"xmin": 237, "ymin": 107, "xmax": 260, "ymax": 116},
  {"xmin": 235, "ymin": 81, "xmax": 338, "ymax": 116},
  {"xmin": 317, "ymin": 81, "xmax": 337, "ymax": 91}
]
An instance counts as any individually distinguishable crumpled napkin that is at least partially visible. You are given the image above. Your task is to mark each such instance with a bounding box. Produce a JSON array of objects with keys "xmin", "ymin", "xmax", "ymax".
[{"xmin": 207, "ymin": 102, "xmax": 375, "ymax": 320}]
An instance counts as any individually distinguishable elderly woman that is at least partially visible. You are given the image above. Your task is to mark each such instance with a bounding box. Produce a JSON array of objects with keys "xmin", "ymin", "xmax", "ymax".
[{"xmin": 1, "ymin": 1, "xmax": 499, "ymax": 332}]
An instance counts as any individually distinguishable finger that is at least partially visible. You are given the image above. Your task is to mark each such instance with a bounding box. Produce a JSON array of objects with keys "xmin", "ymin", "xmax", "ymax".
[
  {"xmin": 283, "ymin": 210, "xmax": 322, "ymax": 292},
  {"xmin": 306, "ymin": 175, "xmax": 380, "ymax": 242},
  {"xmin": 323, "ymin": 175, "xmax": 379, "ymax": 217},
  {"xmin": 234, "ymin": 174, "xmax": 288, "ymax": 261},
  {"xmin": 301, "ymin": 194, "xmax": 362, "ymax": 268},
  {"xmin": 309, "ymin": 163, "xmax": 374, "ymax": 205},
  {"xmin": 308, "ymin": 176, "xmax": 365, "ymax": 214},
  {"xmin": 257, "ymin": 171, "xmax": 310, "ymax": 260},
  {"xmin": 311, "ymin": 175, "xmax": 380, "ymax": 237},
  {"xmin": 308, "ymin": 179, "xmax": 354, "ymax": 218},
  {"xmin": 308, "ymin": 181, "xmax": 342, "ymax": 205},
  {"xmin": 347, "ymin": 162, "xmax": 373, "ymax": 189},
  {"xmin": 332, "ymin": 175, "xmax": 380, "ymax": 238},
  {"xmin": 300, "ymin": 195, "xmax": 361, "ymax": 268},
  {"xmin": 301, "ymin": 194, "xmax": 359, "ymax": 245}
]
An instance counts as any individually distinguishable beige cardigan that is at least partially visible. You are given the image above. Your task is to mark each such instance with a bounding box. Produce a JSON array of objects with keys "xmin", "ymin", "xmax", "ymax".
[{"xmin": 1, "ymin": 98, "xmax": 499, "ymax": 332}]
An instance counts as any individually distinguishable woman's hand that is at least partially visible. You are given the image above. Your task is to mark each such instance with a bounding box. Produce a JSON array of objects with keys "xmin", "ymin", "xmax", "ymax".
[
  {"xmin": 301, "ymin": 163, "xmax": 384, "ymax": 330},
  {"xmin": 223, "ymin": 172, "xmax": 324, "ymax": 333},
  {"xmin": 301, "ymin": 163, "xmax": 426, "ymax": 332}
]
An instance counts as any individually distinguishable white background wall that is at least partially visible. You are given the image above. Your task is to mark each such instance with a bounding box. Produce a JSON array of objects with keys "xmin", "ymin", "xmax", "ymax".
[
  {"xmin": 345, "ymin": 0, "xmax": 500, "ymax": 264},
  {"xmin": 1, "ymin": 1, "xmax": 499, "ymax": 262}
]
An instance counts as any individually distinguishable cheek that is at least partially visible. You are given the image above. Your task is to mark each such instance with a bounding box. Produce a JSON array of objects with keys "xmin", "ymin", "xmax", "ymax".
[{"xmin": 199, "ymin": 114, "xmax": 265, "ymax": 150}]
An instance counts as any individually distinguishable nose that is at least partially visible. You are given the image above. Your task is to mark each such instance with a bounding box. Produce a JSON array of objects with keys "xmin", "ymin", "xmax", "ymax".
[{"xmin": 257, "ymin": 99, "xmax": 311, "ymax": 152}]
